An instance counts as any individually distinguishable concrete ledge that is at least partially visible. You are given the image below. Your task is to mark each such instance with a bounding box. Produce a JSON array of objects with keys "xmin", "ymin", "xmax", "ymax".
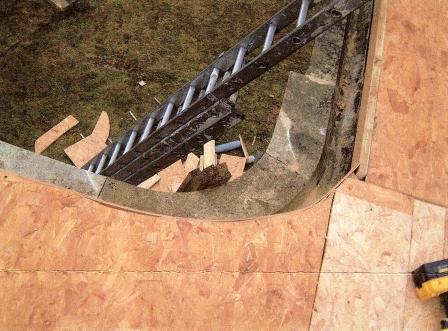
[{"xmin": 0, "ymin": 141, "xmax": 106, "ymax": 197}]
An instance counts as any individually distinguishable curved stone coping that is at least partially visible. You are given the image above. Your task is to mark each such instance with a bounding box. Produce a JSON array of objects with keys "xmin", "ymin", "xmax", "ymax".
[
  {"xmin": 0, "ymin": 68, "xmax": 332, "ymax": 220},
  {"xmin": 0, "ymin": 66, "xmax": 335, "ymax": 220},
  {"xmin": 0, "ymin": 21, "xmax": 348, "ymax": 220},
  {"xmin": 0, "ymin": 140, "xmax": 106, "ymax": 197},
  {"xmin": 95, "ymin": 22, "xmax": 347, "ymax": 219}
]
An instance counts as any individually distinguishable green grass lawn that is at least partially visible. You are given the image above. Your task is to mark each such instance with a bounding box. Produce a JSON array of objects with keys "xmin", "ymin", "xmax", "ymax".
[{"xmin": 0, "ymin": 0, "xmax": 313, "ymax": 163}]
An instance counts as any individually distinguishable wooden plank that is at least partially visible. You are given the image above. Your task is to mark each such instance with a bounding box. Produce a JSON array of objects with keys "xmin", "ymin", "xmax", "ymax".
[
  {"xmin": 0, "ymin": 169, "xmax": 335, "ymax": 329},
  {"xmin": 137, "ymin": 174, "xmax": 160, "ymax": 190},
  {"xmin": 321, "ymin": 192, "xmax": 413, "ymax": 273},
  {"xmin": 409, "ymin": 200, "xmax": 446, "ymax": 270},
  {"xmin": 352, "ymin": 0, "xmax": 388, "ymax": 179},
  {"xmin": 404, "ymin": 199, "xmax": 446, "ymax": 331},
  {"xmin": 310, "ymin": 273, "xmax": 407, "ymax": 330},
  {"xmin": 219, "ymin": 154, "xmax": 246, "ymax": 182},
  {"xmin": 203, "ymin": 140, "xmax": 216, "ymax": 169},
  {"xmin": 0, "ymin": 169, "xmax": 333, "ymax": 273},
  {"xmin": 338, "ymin": 177, "xmax": 414, "ymax": 215},
  {"xmin": 184, "ymin": 153, "xmax": 200, "ymax": 172},
  {"xmin": 239, "ymin": 135, "xmax": 249, "ymax": 159},
  {"xmin": 150, "ymin": 160, "xmax": 188, "ymax": 193},
  {"xmin": 35, "ymin": 115, "xmax": 79, "ymax": 154},
  {"xmin": 64, "ymin": 112, "xmax": 110, "ymax": 168},
  {"xmin": 445, "ymin": 211, "xmax": 448, "ymax": 259},
  {"xmin": 0, "ymin": 271, "xmax": 318, "ymax": 330},
  {"xmin": 403, "ymin": 277, "xmax": 444, "ymax": 331},
  {"xmin": 199, "ymin": 155, "xmax": 204, "ymax": 171},
  {"xmin": 366, "ymin": 0, "xmax": 448, "ymax": 207}
]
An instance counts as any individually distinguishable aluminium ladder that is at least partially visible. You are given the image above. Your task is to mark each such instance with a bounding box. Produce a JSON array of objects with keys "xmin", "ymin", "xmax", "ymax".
[{"xmin": 84, "ymin": 0, "xmax": 370, "ymax": 185}]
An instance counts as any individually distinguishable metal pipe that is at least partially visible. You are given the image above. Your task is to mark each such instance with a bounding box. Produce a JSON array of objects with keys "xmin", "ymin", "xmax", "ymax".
[
  {"xmin": 95, "ymin": 154, "xmax": 107, "ymax": 174},
  {"xmin": 139, "ymin": 117, "xmax": 154, "ymax": 143},
  {"xmin": 246, "ymin": 155, "xmax": 256, "ymax": 164},
  {"xmin": 87, "ymin": 163, "xmax": 94, "ymax": 172},
  {"xmin": 157, "ymin": 102, "xmax": 175, "ymax": 129},
  {"xmin": 263, "ymin": 23, "xmax": 277, "ymax": 51},
  {"xmin": 124, "ymin": 130, "xmax": 137, "ymax": 154},
  {"xmin": 181, "ymin": 86, "xmax": 196, "ymax": 112},
  {"xmin": 216, "ymin": 140, "xmax": 242, "ymax": 153},
  {"xmin": 297, "ymin": 0, "xmax": 310, "ymax": 27},
  {"xmin": 205, "ymin": 68, "xmax": 220, "ymax": 94},
  {"xmin": 108, "ymin": 143, "xmax": 121, "ymax": 167},
  {"xmin": 232, "ymin": 46, "xmax": 247, "ymax": 74}
]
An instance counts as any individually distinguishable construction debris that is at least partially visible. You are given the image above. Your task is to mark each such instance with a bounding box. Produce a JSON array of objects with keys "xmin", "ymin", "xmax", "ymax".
[
  {"xmin": 239, "ymin": 135, "xmax": 249, "ymax": 160},
  {"xmin": 203, "ymin": 140, "xmax": 217, "ymax": 169},
  {"xmin": 47, "ymin": 0, "xmax": 71, "ymax": 10},
  {"xmin": 35, "ymin": 115, "xmax": 79, "ymax": 155},
  {"xmin": 150, "ymin": 160, "xmax": 189, "ymax": 193},
  {"xmin": 184, "ymin": 153, "xmax": 200, "ymax": 172},
  {"xmin": 137, "ymin": 174, "xmax": 160, "ymax": 190},
  {"xmin": 64, "ymin": 112, "xmax": 110, "ymax": 168},
  {"xmin": 177, "ymin": 163, "xmax": 231, "ymax": 192},
  {"xmin": 128, "ymin": 111, "xmax": 137, "ymax": 121},
  {"xmin": 138, "ymin": 139, "xmax": 251, "ymax": 192},
  {"xmin": 219, "ymin": 154, "xmax": 246, "ymax": 182}
]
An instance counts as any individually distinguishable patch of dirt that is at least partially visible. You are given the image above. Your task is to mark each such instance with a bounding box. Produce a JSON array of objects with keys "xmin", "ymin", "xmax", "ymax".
[{"xmin": 0, "ymin": 0, "xmax": 313, "ymax": 164}]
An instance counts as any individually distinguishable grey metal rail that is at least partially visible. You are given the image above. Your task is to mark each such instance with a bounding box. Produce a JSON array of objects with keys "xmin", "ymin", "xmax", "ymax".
[{"xmin": 84, "ymin": 0, "xmax": 370, "ymax": 185}]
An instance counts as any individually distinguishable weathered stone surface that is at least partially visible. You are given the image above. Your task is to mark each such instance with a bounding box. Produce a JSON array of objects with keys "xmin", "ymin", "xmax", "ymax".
[
  {"xmin": 0, "ymin": 141, "xmax": 105, "ymax": 197},
  {"xmin": 100, "ymin": 153, "xmax": 306, "ymax": 220},
  {"xmin": 266, "ymin": 72, "xmax": 334, "ymax": 174}
]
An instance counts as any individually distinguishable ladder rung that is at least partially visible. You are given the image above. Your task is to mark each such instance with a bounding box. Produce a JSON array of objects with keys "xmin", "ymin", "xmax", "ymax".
[
  {"xmin": 229, "ymin": 48, "xmax": 246, "ymax": 104},
  {"xmin": 95, "ymin": 154, "xmax": 107, "ymax": 174},
  {"xmin": 108, "ymin": 142, "xmax": 122, "ymax": 167},
  {"xmin": 139, "ymin": 117, "xmax": 155, "ymax": 143},
  {"xmin": 205, "ymin": 68, "xmax": 220, "ymax": 94},
  {"xmin": 263, "ymin": 23, "xmax": 277, "ymax": 52},
  {"xmin": 181, "ymin": 86, "xmax": 196, "ymax": 112},
  {"xmin": 232, "ymin": 46, "xmax": 247, "ymax": 74},
  {"xmin": 157, "ymin": 102, "xmax": 175, "ymax": 129},
  {"xmin": 297, "ymin": 0, "xmax": 310, "ymax": 27},
  {"xmin": 124, "ymin": 130, "xmax": 137, "ymax": 154}
]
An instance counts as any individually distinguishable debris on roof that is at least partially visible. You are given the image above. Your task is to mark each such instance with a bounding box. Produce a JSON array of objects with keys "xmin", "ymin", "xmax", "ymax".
[
  {"xmin": 35, "ymin": 115, "xmax": 79, "ymax": 155},
  {"xmin": 64, "ymin": 111, "xmax": 110, "ymax": 168}
]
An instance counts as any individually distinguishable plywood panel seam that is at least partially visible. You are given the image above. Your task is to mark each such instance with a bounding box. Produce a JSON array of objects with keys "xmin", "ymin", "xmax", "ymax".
[
  {"xmin": 361, "ymin": 180, "xmax": 447, "ymax": 209},
  {"xmin": 0, "ymin": 269, "xmax": 419, "ymax": 275},
  {"xmin": 353, "ymin": 0, "xmax": 388, "ymax": 178}
]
